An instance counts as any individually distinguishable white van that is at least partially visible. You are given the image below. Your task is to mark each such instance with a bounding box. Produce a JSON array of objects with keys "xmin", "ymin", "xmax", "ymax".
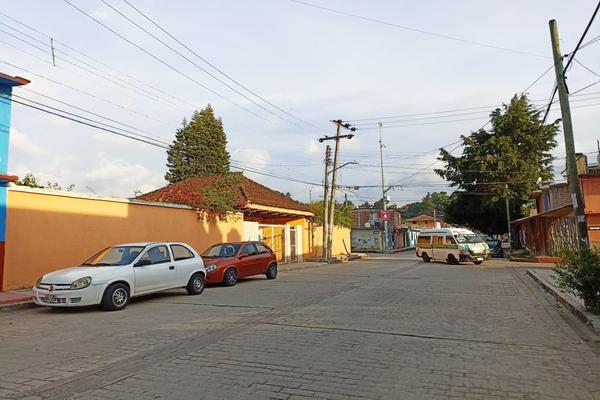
[{"xmin": 416, "ymin": 228, "xmax": 489, "ymax": 265}]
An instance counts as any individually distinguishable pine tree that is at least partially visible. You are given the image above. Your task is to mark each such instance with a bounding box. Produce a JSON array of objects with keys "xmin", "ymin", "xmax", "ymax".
[{"xmin": 165, "ymin": 105, "xmax": 230, "ymax": 183}]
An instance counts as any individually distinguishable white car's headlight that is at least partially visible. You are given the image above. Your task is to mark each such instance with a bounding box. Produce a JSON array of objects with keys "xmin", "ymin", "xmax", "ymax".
[
  {"xmin": 70, "ymin": 276, "xmax": 92, "ymax": 290},
  {"xmin": 206, "ymin": 264, "xmax": 217, "ymax": 272}
]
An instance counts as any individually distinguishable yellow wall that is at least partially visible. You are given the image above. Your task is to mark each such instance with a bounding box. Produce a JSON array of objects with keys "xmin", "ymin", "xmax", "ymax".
[
  {"xmin": 4, "ymin": 187, "xmax": 244, "ymax": 290},
  {"xmin": 308, "ymin": 223, "xmax": 351, "ymax": 258}
]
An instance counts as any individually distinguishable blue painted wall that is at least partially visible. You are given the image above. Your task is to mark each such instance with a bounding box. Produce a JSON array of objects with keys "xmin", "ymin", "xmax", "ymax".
[{"xmin": 0, "ymin": 84, "xmax": 13, "ymax": 242}]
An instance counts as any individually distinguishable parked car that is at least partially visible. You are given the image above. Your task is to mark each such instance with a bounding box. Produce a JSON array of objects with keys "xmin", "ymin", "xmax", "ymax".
[
  {"xmin": 33, "ymin": 242, "xmax": 206, "ymax": 311},
  {"xmin": 202, "ymin": 241, "xmax": 278, "ymax": 286},
  {"xmin": 484, "ymin": 238, "xmax": 504, "ymax": 258}
]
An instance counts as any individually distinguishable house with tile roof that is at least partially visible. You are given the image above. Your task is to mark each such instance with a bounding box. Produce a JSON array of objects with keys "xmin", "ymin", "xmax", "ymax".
[{"xmin": 138, "ymin": 173, "xmax": 348, "ymax": 263}]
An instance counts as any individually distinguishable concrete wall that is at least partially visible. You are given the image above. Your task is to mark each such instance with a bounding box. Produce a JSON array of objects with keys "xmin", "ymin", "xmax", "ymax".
[{"xmin": 4, "ymin": 187, "xmax": 244, "ymax": 290}]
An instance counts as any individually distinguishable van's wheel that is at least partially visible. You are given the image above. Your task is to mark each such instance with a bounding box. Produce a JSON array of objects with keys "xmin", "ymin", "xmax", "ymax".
[
  {"xmin": 422, "ymin": 253, "xmax": 431, "ymax": 263},
  {"xmin": 266, "ymin": 263, "xmax": 278, "ymax": 279},
  {"xmin": 447, "ymin": 254, "xmax": 459, "ymax": 265},
  {"xmin": 474, "ymin": 260, "xmax": 483, "ymax": 265},
  {"xmin": 223, "ymin": 268, "xmax": 238, "ymax": 287},
  {"xmin": 100, "ymin": 283, "xmax": 130, "ymax": 311},
  {"xmin": 186, "ymin": 273, "xmax": 205, "ymax": 295}
]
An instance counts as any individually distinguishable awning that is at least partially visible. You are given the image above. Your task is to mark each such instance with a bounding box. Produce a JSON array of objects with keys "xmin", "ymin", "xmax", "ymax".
[{"xmin": 511, "ymin": 204, "xmax": 573, "ymax": 224}]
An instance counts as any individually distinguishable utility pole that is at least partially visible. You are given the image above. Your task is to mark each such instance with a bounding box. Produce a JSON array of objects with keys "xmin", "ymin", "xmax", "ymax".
[
  {"xmin": 379, "ymin": 122, "xmax": 389, "ymax": 253},
  {"xmin": 505, "ymin": 184, "xmax": 512, "ymax": 252},
  {"xmin": 319, "ymin": 120, "xmax": 355, "ymax": 260},
  {"xmin": 322, "ymin": 145, "xmax": 331, "ymax": 260},
  {"xmin": 549, "ymin": 19, "xmax": 589, "ymax": 249}
]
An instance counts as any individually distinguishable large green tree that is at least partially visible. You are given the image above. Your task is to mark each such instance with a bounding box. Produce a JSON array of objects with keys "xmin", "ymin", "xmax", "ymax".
[
  {"xmin": 165, "ymin": 104, "xmax": 230, "ymax": 183},
  {"xmin": 435, "ymin": 95, "xmax": 559, "ymax": 233}
]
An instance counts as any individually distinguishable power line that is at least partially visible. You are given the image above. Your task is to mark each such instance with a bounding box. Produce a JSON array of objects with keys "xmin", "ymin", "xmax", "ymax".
[
  {"xmin": 62, "ymin": 0, "xmax": 271, "ymax": 124},
  {"xmin": 2, "ymin": 95, "xmax": 325, "ymax": 188},
  {"xmin": 0, "ymin": 10, "xmax": 198, "ymax": 109},
  {"xmin": 0, "ymin": 25, "xmax": 182, "ymax": 110},
  {"xmin": 289, "ymin": 0, "xmax": 549, "ymax": 58},
  {"xmin": 0, "ymin": 58, "xmax": 176, "ymax": 127},
  {"xmin": 542, "ymin": 0, "xmax": 600, "ymax": 123},
  {"xmin": 119, "ymin": 0, "xmax": 326, "ymax": 133}
]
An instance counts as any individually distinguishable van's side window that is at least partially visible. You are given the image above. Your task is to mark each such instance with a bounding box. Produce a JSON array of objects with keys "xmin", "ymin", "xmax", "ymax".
[
  {"xmin": 433, "ymin": 236, "xmax": 444, "ymax": 245},
  {"xmin": 445, "ymin": 236, "xmax": 456, "ymax": 244},
  {"xmin": 417, "ymin": 236, "xmax": 431, "ymax": 245}
]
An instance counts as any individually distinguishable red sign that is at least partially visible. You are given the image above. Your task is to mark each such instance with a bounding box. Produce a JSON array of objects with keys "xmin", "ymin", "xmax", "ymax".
[{"xmin": 380, "ymin": 211, "xmax": 393, "ymax": 221}]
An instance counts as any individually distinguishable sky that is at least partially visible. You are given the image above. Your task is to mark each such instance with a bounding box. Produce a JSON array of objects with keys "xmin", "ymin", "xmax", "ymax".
[{"xmin": 3, "ymin": 0, "xmax": 600, "ymax": 206}]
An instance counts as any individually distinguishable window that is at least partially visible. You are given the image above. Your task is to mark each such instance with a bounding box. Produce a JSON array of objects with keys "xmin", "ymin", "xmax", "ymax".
[
  {"xmin": 171, "ymin": 245, "xmax": 194, "ymax": 261},
  {"xmin": 256, "ymin": 243, "xmax": 270, "ymax": 254},
  {"xmin": 433, "ymin": 236, "xmax": 444, "ymax": 245},
  {"xmin": 83, "ymin": 246, "xmax": 144, "ymax": 266},
  {"xmin": 417, "ymin": 236, "xmax": 431, "ymax": 245},
  {"xmin": 139, "ymin": 245, "xmax": 171, "ymax": 264},
  {"xmin": 202, "ymin": 244, "xmax": 241, "ymax": 258},
  {"xmin": 240, "ymin": 243, "xmax": 258, "ymax": 256},
  {"xmin": 445, "ymin": 236, "xmax": 456, "ymax": 244}
]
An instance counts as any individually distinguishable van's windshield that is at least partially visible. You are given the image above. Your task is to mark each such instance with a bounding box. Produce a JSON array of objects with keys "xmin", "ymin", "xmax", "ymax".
[{"xmin": 454, "ymin": 234, "xmax": 483, "ymax": 244}]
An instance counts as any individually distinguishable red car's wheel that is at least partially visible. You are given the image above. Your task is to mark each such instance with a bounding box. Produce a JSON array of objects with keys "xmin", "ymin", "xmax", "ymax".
[{"xmin": 266, "ymin": 263, "xmax": 277, "ymax": 279}]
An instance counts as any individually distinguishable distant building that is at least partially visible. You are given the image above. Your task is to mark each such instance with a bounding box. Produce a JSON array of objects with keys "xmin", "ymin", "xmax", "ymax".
[
  {"xmin": 405, "ymin": 214, "xmax": 442, "ymax": 229},
  {"xmin": 350, "ymin": 207, "xmax": 419, "ymax": 251}
]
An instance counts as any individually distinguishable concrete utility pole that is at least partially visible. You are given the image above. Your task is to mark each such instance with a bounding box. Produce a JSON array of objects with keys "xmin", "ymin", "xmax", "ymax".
[
  {"xmin": 319, "ymin": 120, "xmax": 355, "ymax": 260},
  {"xmin": 549, "ymin": 19, "xmax": 589, "ymax": 249},
  {"xmin": 322, "ymin": 145, "xmax": 331, "ymax": 260},
  {"xmin": 505, "ymin": 184, "xmax": 512, "ymax": 251},
  {"xmin": 378, "ymin": 122, "xmax": 389, "ymax": 253}
]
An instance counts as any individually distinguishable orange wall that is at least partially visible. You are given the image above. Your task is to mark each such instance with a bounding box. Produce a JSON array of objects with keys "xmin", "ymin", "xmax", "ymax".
[{"xmin": 4, "ymin": 187, "xmax": 244, "ymax": 290}]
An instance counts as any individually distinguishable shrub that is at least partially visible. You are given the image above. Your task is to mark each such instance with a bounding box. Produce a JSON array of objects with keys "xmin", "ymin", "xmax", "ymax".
[{"xmin": 554, "ymin": 247, "xmax": 600, "ymax": 314}]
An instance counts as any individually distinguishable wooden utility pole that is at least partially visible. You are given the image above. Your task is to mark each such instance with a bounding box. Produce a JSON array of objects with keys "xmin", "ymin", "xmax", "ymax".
[
  {"xmin": 378, "ymin": 122, "xmax": 389, "ymax": 252},
  {"xmin": 549, "ymin": 19, "xmax": 589, "ymax": 249},
  {"xmin": 505, "ymin": 184, "xmax": 512, "ymax": 251},
  {"xmin": 319, "ymin": 120, "xmax": 355, "ymax": 260},
  {"xmin": 327, "ymin": 123, "xmax": 342, "ymax": 261},
  {"xmin": 322, "ymin": 145, "xmax": 331, "ymax": 260}
]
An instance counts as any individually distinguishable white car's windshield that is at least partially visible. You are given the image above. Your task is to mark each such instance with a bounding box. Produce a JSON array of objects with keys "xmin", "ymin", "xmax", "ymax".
[
  {"xmin": 454, "ymin": 234, "xmax": 483, "ymax": 244},
  {"xmin": 82, "ymin": 246, "xmax": 145, "ymax": 266},
  {"xmin": 202, "ymin": 244, "xmax": 241, "ymax": 258}
]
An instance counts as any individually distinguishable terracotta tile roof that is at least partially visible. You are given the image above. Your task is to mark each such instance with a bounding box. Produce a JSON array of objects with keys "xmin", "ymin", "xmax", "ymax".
[{"xmin": 137, "ymin": 173, "xmax": 313, "ymax": 214}]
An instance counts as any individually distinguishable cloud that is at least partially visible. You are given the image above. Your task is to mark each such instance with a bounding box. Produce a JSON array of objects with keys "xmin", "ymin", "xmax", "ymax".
[
  {"xmin": 84, "ymin": 156, "xmax": 166, "ymax": 197},
  {"xmin": 9, "ymin": 128, "xmax": 47, "ymax": 158}
]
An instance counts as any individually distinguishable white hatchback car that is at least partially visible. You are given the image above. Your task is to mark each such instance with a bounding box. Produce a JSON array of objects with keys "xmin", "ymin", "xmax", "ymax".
[{"xmin": 33, "ymin": 242, "xmax": 206, "ymax": 311}]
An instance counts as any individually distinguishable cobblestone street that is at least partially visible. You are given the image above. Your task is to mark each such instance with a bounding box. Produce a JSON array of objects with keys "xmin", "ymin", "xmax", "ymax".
[{"xmin": 2, "ymin": 257, "xmax": 600, "ymax": 400}]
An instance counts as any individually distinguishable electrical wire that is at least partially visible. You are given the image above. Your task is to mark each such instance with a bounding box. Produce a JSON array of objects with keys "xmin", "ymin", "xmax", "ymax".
[
  {"xmin": 0, "ymin": 58, "xmax": 176, "ymax": 128},
  {"xmin": 289, "ymin": 0, "xmax": 548, "ymax": 58},
  {"xmin": 0, "ymin": 10, "xmax": 198, "ymax": 109},
  {"xmin": 119, "ymin": 0, "xmax": 327, "ymax": 133},
  {"xmin": 62, "ymin": 0, "xmax": 271, "ymax": 124}
]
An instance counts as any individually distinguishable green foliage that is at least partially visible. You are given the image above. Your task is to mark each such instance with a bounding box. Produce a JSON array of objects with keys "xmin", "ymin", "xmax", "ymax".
[
  {"xmin": 398, "ymin": 192, "xmax": 450, "ymax": 219},
  {"xmin": 554, "ymin": 247, "xmax": 600, "ymax": 314},
  {"xmin": 165, "ymin": 105, "xmax": 230, "ymax": 183},
  {"xmin": 311, "ymin": 200, "xmax": 352, "ymax": 228},
  {"xmin": 16, "ymin": 173, "xmax": 74, "ymax": 191},
  {"xmin": 435, "ymin": 94, "xmax": 559, "ymax": 233},
  {"xmin": 16, "ymin": 173, "xmax": 43, "ymax": 188},
  {"xmin": 197, "ymin": 173, "xmax": 243, "ymax": 220}
]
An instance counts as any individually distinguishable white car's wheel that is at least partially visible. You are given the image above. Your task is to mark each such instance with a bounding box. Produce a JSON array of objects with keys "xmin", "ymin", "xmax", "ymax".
[
  {"xmin": 186, "ymin": 273, "xmax": 205, "ymax": 295},
  {"xmin": 101, "ymin": 283, "xmax": 130, "ymax": 311}
]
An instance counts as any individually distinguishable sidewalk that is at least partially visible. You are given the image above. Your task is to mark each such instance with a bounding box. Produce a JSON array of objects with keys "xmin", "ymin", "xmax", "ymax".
[
  {"xmin": 528, "ymin": 268, "xmax": 600, "ymax": 334},
  {"xmin": 0, "ymin": 289, "xmax": 34, "ymax": 311}
]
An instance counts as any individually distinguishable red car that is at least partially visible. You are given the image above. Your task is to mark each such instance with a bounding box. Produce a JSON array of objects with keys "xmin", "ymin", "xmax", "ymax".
[{"xmin": 202, "ymin": 241, "xmax": 278, "ymax": 286}]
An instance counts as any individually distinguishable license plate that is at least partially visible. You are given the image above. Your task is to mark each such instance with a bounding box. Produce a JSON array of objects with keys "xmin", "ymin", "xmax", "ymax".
[
  {"xmin": 476, "ymin": 257, "xmax": 483, "ymax": 261},
  {"xmin": 44, "ymin": 295, "xmax": 57, "ymax": 303}
]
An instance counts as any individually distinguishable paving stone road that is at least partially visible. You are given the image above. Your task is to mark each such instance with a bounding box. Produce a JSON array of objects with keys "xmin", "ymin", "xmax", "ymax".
[{"xmin": 1, "ymin": 257, "xmax": 600, "ymax": 400}]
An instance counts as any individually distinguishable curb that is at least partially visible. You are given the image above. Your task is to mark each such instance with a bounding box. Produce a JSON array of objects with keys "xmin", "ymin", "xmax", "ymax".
[
  {"xmin": 527, "ymin": 269, "xmax": 600, "ymax": 334},
  {"xmin": 0, "ymin": 300, "xmax": 35, "ymax": 312}
]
